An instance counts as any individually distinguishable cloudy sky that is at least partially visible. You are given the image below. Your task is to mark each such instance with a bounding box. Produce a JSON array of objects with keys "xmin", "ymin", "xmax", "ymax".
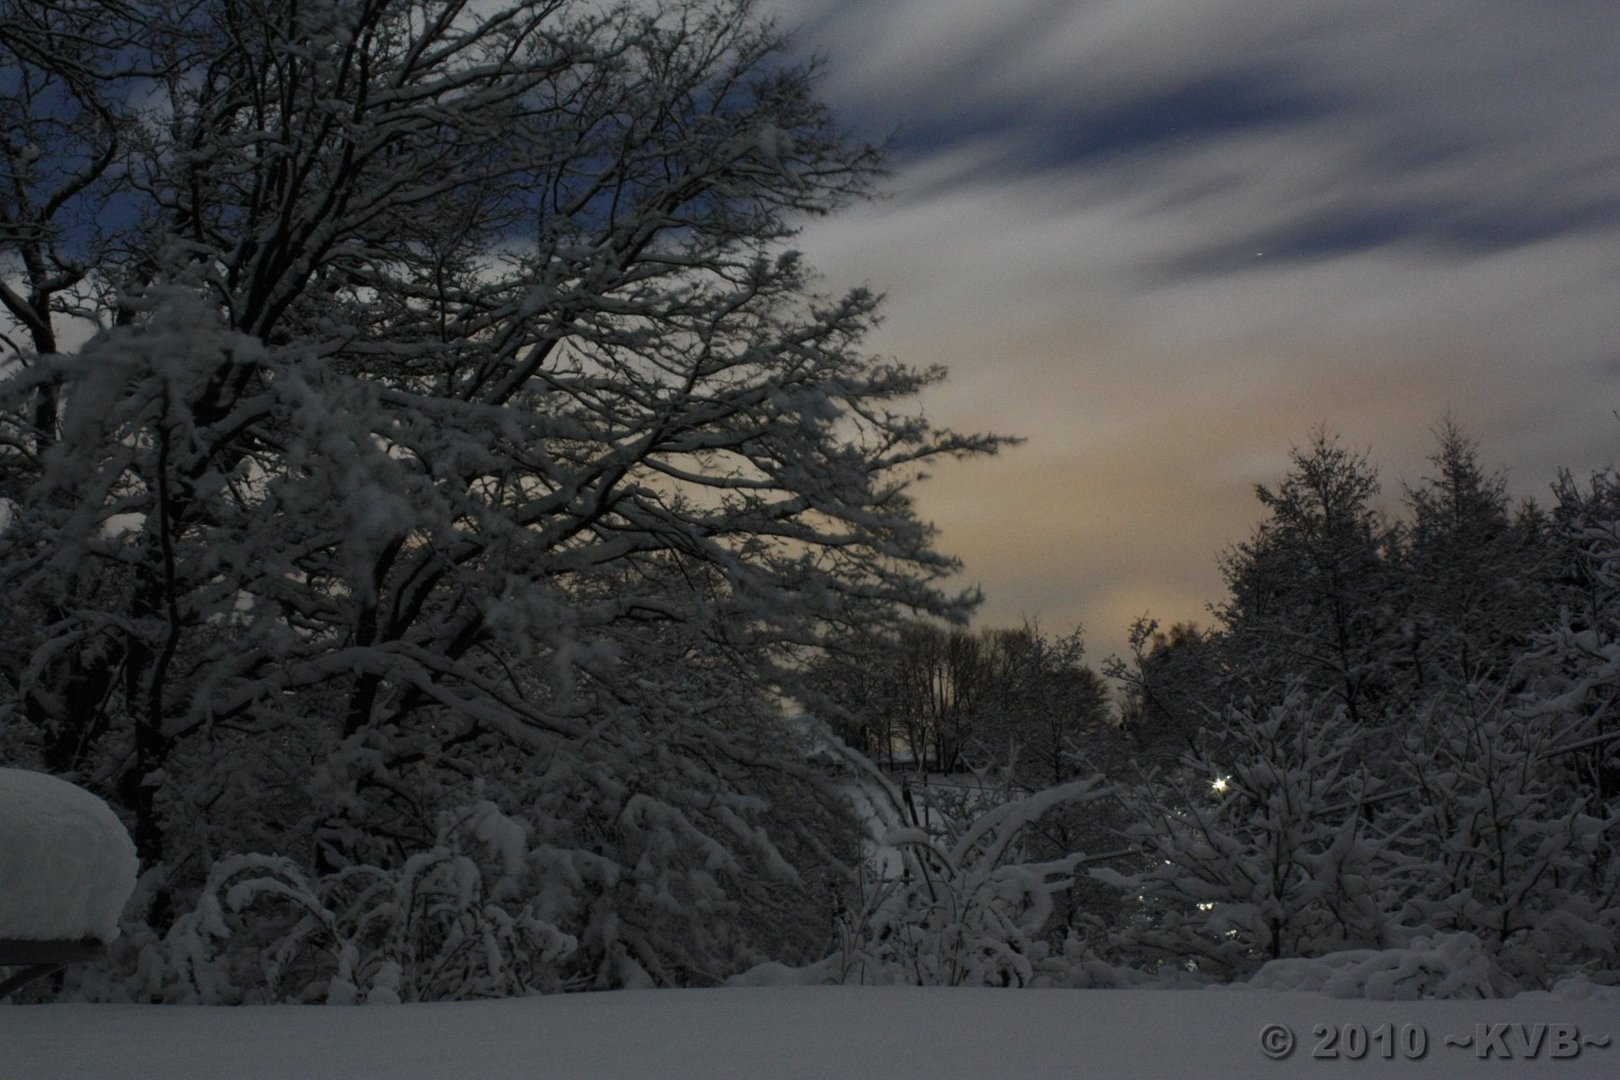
[{"xmin": 761, "ymin": 0, "xmax": 1620, "ymax": 665}]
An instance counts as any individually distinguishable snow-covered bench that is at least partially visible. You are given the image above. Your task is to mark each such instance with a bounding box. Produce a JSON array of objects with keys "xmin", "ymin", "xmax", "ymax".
[{"xmin": 0, "ymin": 769, "xmax": 138, "ymax": 1000}]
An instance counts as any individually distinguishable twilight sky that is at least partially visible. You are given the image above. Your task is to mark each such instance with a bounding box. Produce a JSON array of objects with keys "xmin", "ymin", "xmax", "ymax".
[{"xmin": 763, "ymin": 0, "xmax": 1620, "ymax": 666}]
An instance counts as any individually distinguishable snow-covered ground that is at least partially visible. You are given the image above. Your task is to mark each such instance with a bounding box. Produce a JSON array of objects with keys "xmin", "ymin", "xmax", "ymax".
[{"xmin": 5, "ymin": 985, "xmax": 1620, "ymax": 1078}]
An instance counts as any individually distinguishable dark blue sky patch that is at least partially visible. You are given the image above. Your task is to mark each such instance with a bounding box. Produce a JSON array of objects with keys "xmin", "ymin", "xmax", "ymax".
[
  {"xmin": 1154, "ymin": 191, "xmax": 1620, "ymax": 284},
  {"xmin": 1436, "ymin": 196, "xmax": 1620, "ymax": 252},
  {"xmin": 1249, "ymin": 205, "xmax": 1445, "ymax": 260},
  {"xmin": 1361, "ymin": 129, "xmax": 1483, "ymax": 173},
  {"xmin": 1149, "ymin": 203, "xmax": 1450, "ymax": 280},
  {"xmin": 1047, "ymin": 67, "xmax": 1341, "ymax": 166},
  {"xmin": 874, "ymin": 63, "xmax": 1343, "ymax": 180},
  {"xmin": 1252, "ymin": 193, "xmax": 1620, "ymax": 259}
]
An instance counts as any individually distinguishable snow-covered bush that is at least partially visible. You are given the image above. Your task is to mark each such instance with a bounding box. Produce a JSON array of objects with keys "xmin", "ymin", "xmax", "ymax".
[
  {"xmin": 827, "ymin": 776, "xmax": 1105, "ymax": 987},
  {"xmin": 1391, "ymin": 689, "xmax": 1620, "ymax": 988},
  {"xmin": 1096, "ymin": 693, "xmax": 1395, "ymax": 979},
  {"xmin": 1376, "ymin": 497, "xmax": 1620, "ymax": 989},
  {"xmin": 132, "ymin": 805, "xmax": 577, "ymax": 1004},
  {"xmin": 1094, "ymin": 679, "xmax": 1620, "ymax": 991}
]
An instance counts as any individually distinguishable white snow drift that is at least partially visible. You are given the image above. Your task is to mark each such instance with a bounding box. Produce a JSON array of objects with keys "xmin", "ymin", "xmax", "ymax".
[{"xmin": 0, "ymin": 768, "xmax": 137, "ymax": 942}]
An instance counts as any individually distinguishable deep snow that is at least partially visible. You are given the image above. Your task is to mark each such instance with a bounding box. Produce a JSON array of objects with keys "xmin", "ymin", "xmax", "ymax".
[
  {"xmin": 4, "ymin": 986, "xmax": 1620, "ymax": 1079},
  {"xmin": 0, "ymin": 768, "xmax": 137, "ymax": 942}
]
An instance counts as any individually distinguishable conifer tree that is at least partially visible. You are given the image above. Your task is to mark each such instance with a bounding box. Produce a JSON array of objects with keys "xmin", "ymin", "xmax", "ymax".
[{"xmin": 1215, "ymin": 429, "xmax": 1397, "ymax": 726}]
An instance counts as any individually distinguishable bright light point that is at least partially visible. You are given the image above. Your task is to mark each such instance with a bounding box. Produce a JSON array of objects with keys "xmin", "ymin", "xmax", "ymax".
[{"xmin": 1210, "ymin": 775, "xmax": 1229, "ymax": 794}]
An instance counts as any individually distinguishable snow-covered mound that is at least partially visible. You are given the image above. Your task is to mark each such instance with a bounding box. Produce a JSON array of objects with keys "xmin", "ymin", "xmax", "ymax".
[
  {"xmin": 0, "ymin": 768, "xmax": 137, "ymax": 942},
  {"xmin": 1239, "ymin": 933, "xmax": 1505, "ymax": 1000}
]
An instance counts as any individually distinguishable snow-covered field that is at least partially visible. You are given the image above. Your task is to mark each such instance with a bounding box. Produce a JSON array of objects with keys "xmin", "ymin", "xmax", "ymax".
[{"xmin": 5, "ymin": 986, "xmax": 1620, "ymax": 1079}]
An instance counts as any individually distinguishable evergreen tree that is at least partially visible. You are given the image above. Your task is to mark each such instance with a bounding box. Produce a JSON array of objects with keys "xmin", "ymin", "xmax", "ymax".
[
  {"xmin": 1399, "ymin": 419, "xmax": 1544, "ymax": 692},
  {"xmin": 1215, "ymin": 429, "xmax": 1397, "ymax": 726}
]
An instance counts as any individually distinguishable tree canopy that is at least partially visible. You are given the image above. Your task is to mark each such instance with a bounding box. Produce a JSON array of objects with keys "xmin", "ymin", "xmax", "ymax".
[{"xmin": 0, "ymin": 0, "xmax": 1003, "ymax": 998}]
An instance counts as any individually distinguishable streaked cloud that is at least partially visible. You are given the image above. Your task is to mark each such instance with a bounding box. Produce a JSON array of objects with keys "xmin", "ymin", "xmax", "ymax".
[{"xmin": 765, "ymin": 0, "xmax": 1620, "ymax": 665}]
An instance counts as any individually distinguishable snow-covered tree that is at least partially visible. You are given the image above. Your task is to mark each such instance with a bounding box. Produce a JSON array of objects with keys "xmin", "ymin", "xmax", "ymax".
[
  {"xmin": 1546, "ymin": 470, "xmax": 1620, "ymax": 631},
  {"xmin": 805, "ymin": 619, "xmax": 1108, "ymax": 779},
  {"xmin": 1088, "ymin": 427, "xmax": 1620, "ymax": 991},
  {"xmin": 1397, "ymin": 419, "xmax": 1546, "ymax": 692},
  {"xmin": 1514, "ymin": 473, "xmax": 1620, "ymax": 804},
  {"xmin": 1391, "ymin": 688, "xmax": 1620, "ymax": 988},
  {"xmin": 0, "ymin": 0, "xmax": 1001, "ymax": 999},
  {"xmin": 1097, "ymin": 693, "xmax": 1394, "ymax": 980},
  {"xmin": 1107, "ymin": 617, "xmax": 1221, "ymax": 772},
  {"xmin": 970, "ymin": 622, "xmax": 1110, "ymax": 790},
  {"xmin": 1215, "ymin": 429, "xmax": 1398, "ymax": 726}
]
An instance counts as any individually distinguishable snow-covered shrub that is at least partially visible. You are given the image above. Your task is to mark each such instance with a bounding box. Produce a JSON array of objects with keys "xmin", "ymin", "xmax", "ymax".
[
  {"xmin": 1096, "ymin": 693, "xmax": 1395, "ymax": 979},
  {"xmin": 129, "ymin": 804, "xmax": 577, "ymax": 1004},
  {"xmin": 1392, "ymin": 690, "xmax": 1620, "ymax": 989},
  {"xmin": 827, "ymin": 776, "xmax": 1105, "ymax": 987},
  {"xmin": 75, "ymin": 653, "xmax": 858, "ymax": 1003},
  {"xmin": 1096, "ymin": 681, "xmax": 1620, "ymax": 991},
  {"xmin": 1515, "ymin": 500, "xmax": 1620, "ymax": 803}
]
